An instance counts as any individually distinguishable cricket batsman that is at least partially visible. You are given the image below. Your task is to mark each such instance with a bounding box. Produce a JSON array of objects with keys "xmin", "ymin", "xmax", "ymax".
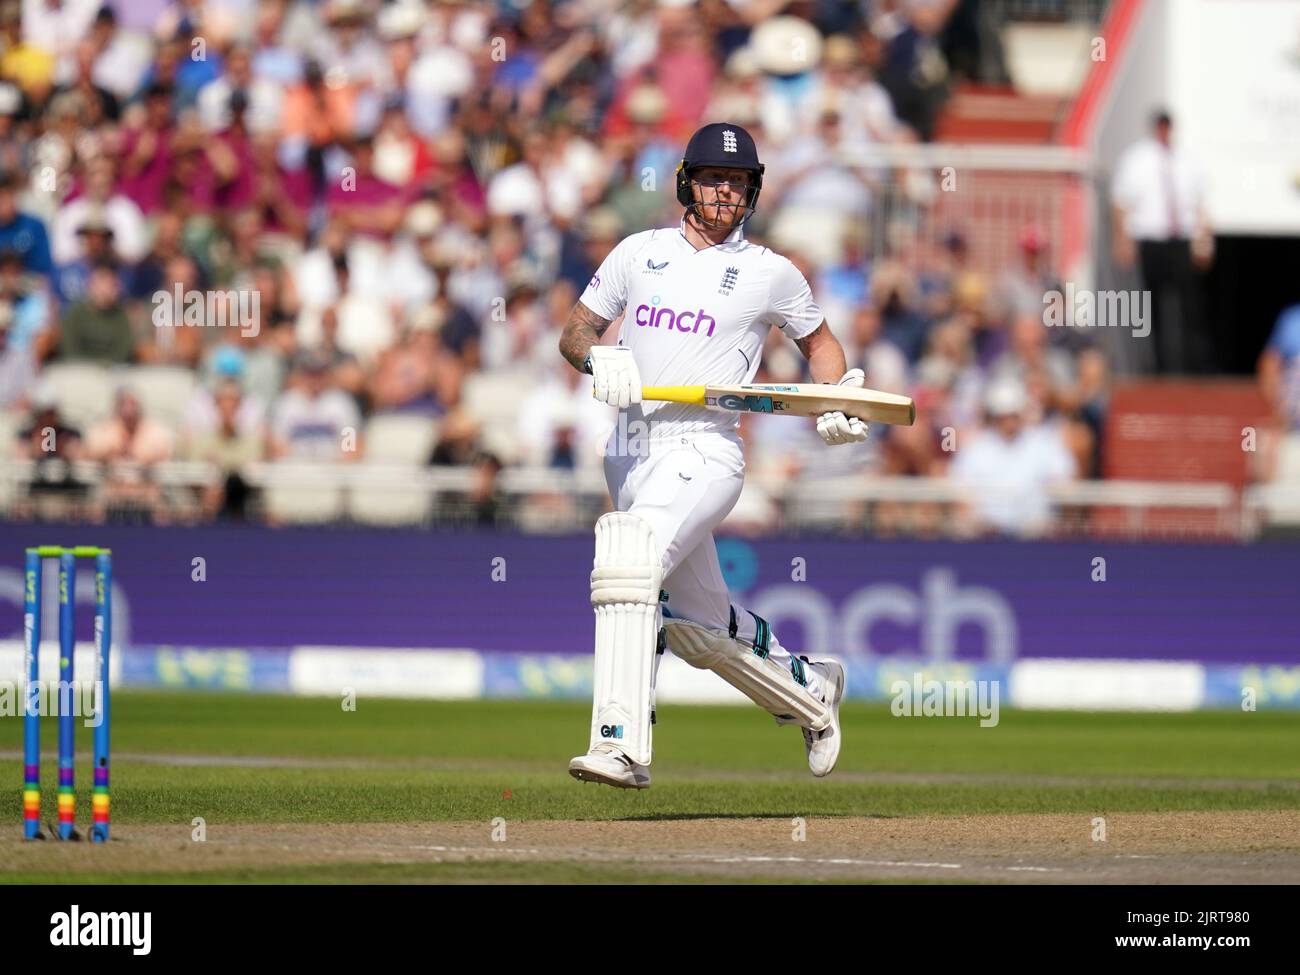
[{"xmin": 558, "ymin": 122, "xmax": 868, "ymax": 789}]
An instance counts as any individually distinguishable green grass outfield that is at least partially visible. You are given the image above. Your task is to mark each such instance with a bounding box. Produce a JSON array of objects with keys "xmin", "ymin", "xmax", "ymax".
[{"xmin": 3, "ymin": 693, "xmax": 1298, "ymax": 882}]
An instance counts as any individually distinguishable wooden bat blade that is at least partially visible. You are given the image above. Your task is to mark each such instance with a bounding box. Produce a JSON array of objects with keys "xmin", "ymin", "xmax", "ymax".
[{"xmin": 641, "ymin": 383, "xmax": 916, "ymax": 426}]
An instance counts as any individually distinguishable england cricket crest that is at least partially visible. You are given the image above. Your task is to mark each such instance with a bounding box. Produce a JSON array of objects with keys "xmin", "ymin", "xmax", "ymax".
[{"xmin": 719, "ymin": 266, "xmax": 739, "ymax": 296}]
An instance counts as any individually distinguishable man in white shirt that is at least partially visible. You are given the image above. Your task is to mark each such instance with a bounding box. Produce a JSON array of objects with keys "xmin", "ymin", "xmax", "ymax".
[
  {"xmin": 558, "ymin": 122, "xmax": 867, "ymax": 788},
  {"xmin": 1111, "ymin": 110, "xmax": 1212, "ymax": 373},
  {"xmin": 950, "ymin": 379, "xmax": 1076, "ymax": 538}
]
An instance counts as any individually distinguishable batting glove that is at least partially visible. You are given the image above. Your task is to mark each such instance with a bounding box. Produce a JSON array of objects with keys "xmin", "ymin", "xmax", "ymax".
[
  {"xmin": 587, "ymin": 346, "xmax": 643, "ymax": 408},
  {"xmin": 816, "ymin": 368, "xmax": 870, "ymax": 446}
]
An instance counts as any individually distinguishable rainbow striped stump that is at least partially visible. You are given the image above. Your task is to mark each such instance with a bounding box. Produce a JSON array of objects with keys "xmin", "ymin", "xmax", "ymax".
[
  {"xmin": 92, "ymin": 767, "xmax": 110, "ymax": 842},
  {"xmin": 57, "ymin": 765, "xmax": 75, "ymax": 839},
  {"xmin": 21, "ymin": 546, "xmax": 112, "ymax": 842},
  {"xmin": 23, "ymin": 766, "xmax": 40, "ymax": 840}
]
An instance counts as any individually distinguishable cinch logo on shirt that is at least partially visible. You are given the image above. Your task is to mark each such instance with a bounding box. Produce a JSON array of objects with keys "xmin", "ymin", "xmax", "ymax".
[{"xmin": 634, "ymin": 303, "xmax": 717, "ymax": 336}]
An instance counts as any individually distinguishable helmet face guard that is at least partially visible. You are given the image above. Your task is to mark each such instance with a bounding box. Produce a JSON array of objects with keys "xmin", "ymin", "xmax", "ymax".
[
  {"xmin": 676, "ymin": 164, "xmax": 764, "ymax": 228},
  {"xmin": 674, "ymin": 122, "xmax": 765, "ymax": 229}
]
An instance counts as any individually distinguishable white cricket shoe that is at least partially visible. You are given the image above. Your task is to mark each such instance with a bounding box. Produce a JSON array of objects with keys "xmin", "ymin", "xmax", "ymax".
[
  {"xmin": 777, "ymin": 659, "xmax": 845, "ymax": 777},
  {"xmin": 568, "ymin": 743, "xmax": 651, "ymax": 789}
]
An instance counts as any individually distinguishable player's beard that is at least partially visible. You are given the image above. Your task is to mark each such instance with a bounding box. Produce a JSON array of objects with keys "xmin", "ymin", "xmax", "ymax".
[{"xmin": 691, "ymin": 194, "xmax": 748, "ymax": 231}]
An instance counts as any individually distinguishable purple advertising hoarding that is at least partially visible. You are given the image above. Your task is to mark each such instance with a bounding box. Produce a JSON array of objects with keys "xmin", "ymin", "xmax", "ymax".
[{"xmin": 0, "ymin": 523, "xmax": 1296, "ymax": 663}]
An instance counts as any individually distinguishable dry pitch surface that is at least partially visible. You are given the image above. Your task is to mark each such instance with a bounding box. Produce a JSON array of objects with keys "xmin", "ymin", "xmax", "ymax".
[{"xmin": 5, "ymin": 812, "xmax": 1300, "ymax": 884}]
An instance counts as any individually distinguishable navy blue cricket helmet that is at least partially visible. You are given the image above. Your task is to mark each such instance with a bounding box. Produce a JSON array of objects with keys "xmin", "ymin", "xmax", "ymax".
[{"xmin": 675, "ymin": 122, "xmax": 765, "ymax": 225}]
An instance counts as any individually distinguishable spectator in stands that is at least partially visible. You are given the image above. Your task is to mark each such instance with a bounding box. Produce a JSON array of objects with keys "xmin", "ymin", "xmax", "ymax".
[
  {"xmin": 993, "ymin": 225, "xmax": 1058, "ymax": 326},
  {"xmin": 517, "ymin": 356, "xmax": 614, "ymax": 470},
  {"xmin": 84, "ymin": 6, "xmax": 152, "ymax": 103},
  {"xmin": 429, "ymin": 408, "xmax": 483, "ymax": 467},
  {"xmin": 0, "ymin": 299, "xmax": 36, "ymax": 410},
  {"xmin": 188, "ymin": 378, "xmax": 266, "ymax": 520},
  {"xmin": 367, "ymin": 305, "xmax": 457, "ymax": 414},
  {"xmin": 185, "ymin": 345, "xmax": 269, "ymax": 448},
  {"xmin": 313, "ymin": 305, "xmax": 367, "ymax": 405},
  {"xmin": 815, "ymin": 34, "xmax": 906, "ymax": 148},
  {"xmin": 137, "ymin": 253, "xmax": 205, "ymax": 366},
  {"xmin": 767, "ymin": 106, "xmax": 872, "ymax": 257},
  {"xmin": 52, "ymin": 216, "xmax": 120, "ymax": 306},
  {"xmin": 0, "ymin": 170, "xmax": 53, "ymax": 276},
  {"xmin": 116, "ymin": 81, "xmax": 177, "ymax": 216},
  {"xmin": 950, "ymin": 378, "xmax": 1076, "ymax": 537},
  {"xmin": 248, "ymin": 130, "xmax": 311, "ymax": 243},
  {"xmin": 1111, "ymin": 109, "xmax": 1213, "ymax": 374},
  {"xmin": 422, "ymin": 238, "xmax": 481, "ymax": 371},
  {"xmin": 271, "ymin": 348, "xmax": 364, "ymax": 462},
  {"xmin": 52, "ymin": 38, "xmax": 119, "ymax": 125},
  {"xmin": 11, "ymin": 385, "xmax": 82, "ymax": 520},
  {"xmin": 52, "ymin": 157, "xmax": 146, "ymax": 263},
  {"xmin": 198, "ymin": 44, "xmax": 282, "ymax": 136},
  {"xmin": 83, "ymin": 386, "xmax": 175, "ymax": 478},
  {"xmin": 0, "ymin": 248, "xmax": 53, "ymax": 358},
  {"xmin": 870, "ymin": 260, "xmax": 931, "ymax": 364},
  {"xmin": 873, "ymin": 0, "xmax": 951, "ymax": 140},
  {"xmin": 1258, "ymin": 301, "xmax": 1300, "ymax": 484},
  {"xmin": 484, "ymin": 271, "xmax": 549, "ymax": 375},
  {"xmin": 125, "ymin": 209, "xmax": 185, "ymax": 300},
  {"xmin": 326, "ymin": 134, "xmax": 407, "ymax": 240},
  {"xmin": 989, "ymin": 313, "xmax": 1107, "ymax": 477},
  {"xmin": 851, "ymin": 303, "xmax": 909, "ymax": 397},
  {"xmin": 55, "ymin": 260, "xmax": 136, "ymax": 363}
]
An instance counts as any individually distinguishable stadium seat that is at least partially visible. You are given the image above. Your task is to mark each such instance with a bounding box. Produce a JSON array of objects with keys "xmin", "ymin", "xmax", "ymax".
[
  {"xmin": 462, "ymin": 369, "xmax": 536, "ymax": 431},
  {"xmin": 124, "ymin": 365, "xmax": 197, "ymax": 434},
  {"xmin": 362, "ymin": 414, "xmax": 439, "ymax": 464},
  {"xmin": 261, "ymin": 464, "xmax": 346, "ymax": 524},
  {"xmin": 40, "ymin": 363, "xmax": 116, "ymax": 430},
  {"xmin": 346, "ymin": 466, "xmax": 432, "ymax": 526}
]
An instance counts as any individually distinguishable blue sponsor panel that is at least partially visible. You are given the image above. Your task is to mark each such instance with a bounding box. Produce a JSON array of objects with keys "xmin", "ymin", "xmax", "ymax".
[
  {"xmin": 122, "ymin": 645, "xmax": 292, "ymax": 693},
  {"xmin": 1203, "ymin": 664, "xmax": 1300, "ymax": 709},
  {"xmin": 482, "ymin": 653, "xmax": 592, "ymax": 700}
]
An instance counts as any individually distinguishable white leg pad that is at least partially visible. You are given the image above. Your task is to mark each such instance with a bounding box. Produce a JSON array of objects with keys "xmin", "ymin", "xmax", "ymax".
[
  {"xmin": 589, "ymin": 512, "xmax": 663, "ymax": 766},
  {"xmin": 662, "ymin": 618, "xmax": 831, "ymax": 731}
]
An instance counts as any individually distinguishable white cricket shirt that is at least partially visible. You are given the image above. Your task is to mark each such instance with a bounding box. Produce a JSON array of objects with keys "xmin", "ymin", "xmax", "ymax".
[{"xmin": 578, "ymin": 217, "xmax": 824, "ymax": 439}]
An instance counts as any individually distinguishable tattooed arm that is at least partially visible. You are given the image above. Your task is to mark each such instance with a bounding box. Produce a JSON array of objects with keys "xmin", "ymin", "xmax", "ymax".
[
  {"xmin": 558, "ymin": 302, "xmax": 614, "ymax": 373},
  {"xmin": 794, "ymin": 322, "xmax": 850, "ymax": 385}
]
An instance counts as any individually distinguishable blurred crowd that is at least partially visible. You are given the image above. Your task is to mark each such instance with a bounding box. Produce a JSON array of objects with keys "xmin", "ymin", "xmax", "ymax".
[{"xmin": 0, "ymin": 0, "xmax": 1114, "ymax": 536}]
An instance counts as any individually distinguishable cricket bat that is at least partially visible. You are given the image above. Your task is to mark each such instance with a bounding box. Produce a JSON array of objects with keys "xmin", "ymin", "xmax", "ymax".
[{"xmin": 640, "ymin": 383, "xmax": 916, "ymax": 426}]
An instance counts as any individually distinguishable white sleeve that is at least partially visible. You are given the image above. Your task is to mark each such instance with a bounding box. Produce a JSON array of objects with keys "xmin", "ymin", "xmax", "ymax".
[
  {"xmin": 578, "ymin": 233, "xmax": 638, "ymax": 322},
  {"xmin": 767, "ymin": 254, "xmax": 824, "ymax": 340}
]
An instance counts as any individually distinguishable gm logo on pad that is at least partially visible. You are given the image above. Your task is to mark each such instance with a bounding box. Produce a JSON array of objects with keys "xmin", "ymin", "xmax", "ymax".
[{"xmin": 600, "ymin": 724, "xmax": 624, "ymax": 739}]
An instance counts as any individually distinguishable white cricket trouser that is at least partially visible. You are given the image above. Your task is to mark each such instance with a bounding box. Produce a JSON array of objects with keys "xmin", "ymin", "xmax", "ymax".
[{"xmin": 603, "ymin": 430, "xmax": 825, "ymax": 701}]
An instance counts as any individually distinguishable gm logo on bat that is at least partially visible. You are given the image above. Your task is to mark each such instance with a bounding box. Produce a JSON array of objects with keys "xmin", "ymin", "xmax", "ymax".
[{"xmin": 708, "ymin": 394, "xmax": 778, "ymax": 413}]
